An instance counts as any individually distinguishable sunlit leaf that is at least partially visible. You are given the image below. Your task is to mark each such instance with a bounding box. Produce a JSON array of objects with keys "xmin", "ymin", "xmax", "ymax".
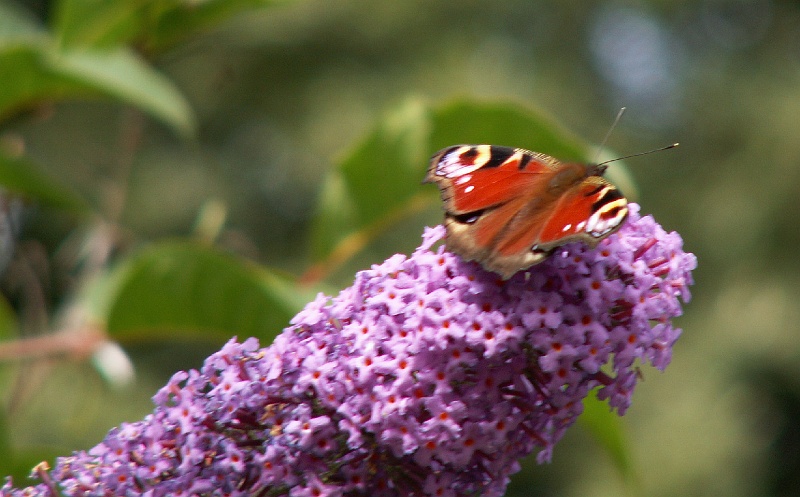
[
  {"xmin": 0, "ymin": 40, "xmax": 195, "ymax": 136},
  {"xmin": 106, "ymin": 242, "xmax": 310, "ymax": 344},
  {"xmin": 52, "ymin": 0, "xmax": 143, "ymax": 48},
  {"xmin": 309, "ymin": 97, "xmax": 431, "ymax": 262},
  {"xmin": 46, "ymin": 48, "xmax": 196, "ymax": 136}
]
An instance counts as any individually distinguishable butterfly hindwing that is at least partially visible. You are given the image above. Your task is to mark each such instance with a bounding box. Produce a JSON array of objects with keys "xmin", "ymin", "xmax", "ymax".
[
  {"xmin": 536, "ymin": 176, "xmax": 628, "ymax": 249},
  {"xmin": 444, "ymin": 193, "xmax": 540, "ymax": 274}
]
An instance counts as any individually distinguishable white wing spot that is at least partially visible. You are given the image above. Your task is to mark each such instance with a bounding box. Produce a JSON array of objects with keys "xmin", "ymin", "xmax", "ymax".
[
  {"xmin": 464, "ymin": 185, "xmax": 475, "ymax": 193},
  {"xmin": 438, "ymin": 147, "xmax": 482, "ymax": 178},
  {"xmin": 562, "ymin": 224, "xmax": 572, "ymax": 232}
]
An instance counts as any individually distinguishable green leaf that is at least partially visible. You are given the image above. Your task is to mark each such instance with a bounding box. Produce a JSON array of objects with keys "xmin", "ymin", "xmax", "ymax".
[
  {"xmin": 45, "ymin": 47, "xmax": 196, "ymax": 136},
  {"xmin": 0, "ymin": 443, "xmax": 64, "ymax": 486},
  {"xmin": 308, "ymin": 98, "xmax": 593, "ymax": 273},
  {"xmin": 52, "ymin": 0, "xmax": 144, "ymax": 48},
  {"xmin": 0, "ymin": 43, "xmax": 71, "ymax": 120},
  {"xmin": 0, "ymin": 150, "xmax": 88, "ymax": 210},
  {"xmin": 0, "ymin": 410, "xmax": 9, "ymax": 472},
  {"xmin": 309, "ymin": 97, "xmax": 432, "ymax": 261},
  {"xmin": 51, "ymin": 0, "xmax": 291, "ymax": 53},
  {"xmin": 0, "ymin": 1, "xmax": 46, "ymax": 39},
  {"xmin": 579, "ymin": 394, "xmax": 638, "ymax": 486},
  {"xmin": 105, "ymin": 242, "xmax": 309, "ymax": 344},
  {"xmin": 146, "ymin": 0, "xmax": 288, "ymax": 52},
  {"xmin": 0, "ymin": 293, "xmax": 18, "ymax": 340},
  {"xmin": 430, "ymin": 100, "xmax": 587, "ymax": 161},
  {"xmin": 0, "ymin": 40, "xmax": 195, "ymax": 136}
]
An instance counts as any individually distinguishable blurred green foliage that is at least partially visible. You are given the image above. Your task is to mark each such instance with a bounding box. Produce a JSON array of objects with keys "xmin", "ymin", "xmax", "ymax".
[{"xmin": 1, "ymin": 0, "xmax": 799, "ymax": 496}]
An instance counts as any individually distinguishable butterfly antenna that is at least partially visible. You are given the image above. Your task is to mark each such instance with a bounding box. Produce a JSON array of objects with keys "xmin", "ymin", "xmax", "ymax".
[
  {"xmin": 592, "ymin": 107, "xmax": 627, "ymax": 164},
  {"xmin": 596, "ymin": 142, "xmax": 679, "ymax": 167}
]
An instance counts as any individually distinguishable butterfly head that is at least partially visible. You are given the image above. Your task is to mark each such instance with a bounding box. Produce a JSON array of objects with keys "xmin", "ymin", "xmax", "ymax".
[{"xmin": 587, "ymin": 163, "xmax": 609, "ymax": 177}]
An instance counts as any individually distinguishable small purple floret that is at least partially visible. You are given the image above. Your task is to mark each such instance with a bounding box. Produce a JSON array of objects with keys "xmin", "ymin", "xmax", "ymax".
[{"xmin": 2, "ymin": 204, "xmax": 696, "ymax": 497}]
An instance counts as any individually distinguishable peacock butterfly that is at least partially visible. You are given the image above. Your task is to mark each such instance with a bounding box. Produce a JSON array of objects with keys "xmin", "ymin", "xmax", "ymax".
[{"xmin": 425, "ymin": 143, "xmax": 671, "ymax": 279}]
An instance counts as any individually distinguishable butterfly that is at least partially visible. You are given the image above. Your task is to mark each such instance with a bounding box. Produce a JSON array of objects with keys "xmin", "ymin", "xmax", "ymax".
[{"xmin": 424, "ymin": 144, "xmax": 630, "ymax": 279}]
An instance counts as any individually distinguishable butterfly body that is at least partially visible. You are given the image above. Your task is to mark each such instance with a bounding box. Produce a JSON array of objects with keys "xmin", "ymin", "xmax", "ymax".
[{"xmin": 425, "ymin": 144, "xmax": 628, "ymax": 279}]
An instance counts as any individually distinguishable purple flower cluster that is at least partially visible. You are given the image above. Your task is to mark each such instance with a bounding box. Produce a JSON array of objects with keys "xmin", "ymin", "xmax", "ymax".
[{"xmin": 2, "ymin": 203, "xmax": 695, "ymax": 497}]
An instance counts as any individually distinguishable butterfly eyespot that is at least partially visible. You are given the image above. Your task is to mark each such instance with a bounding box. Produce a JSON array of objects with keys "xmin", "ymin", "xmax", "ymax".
[
  {"xmin": 460, "ymin": 148, "xmax": 479, "ymax": 160},
  {"xmin": 449, "ymin": 211, "xmax": 482, "ymax": 225}
]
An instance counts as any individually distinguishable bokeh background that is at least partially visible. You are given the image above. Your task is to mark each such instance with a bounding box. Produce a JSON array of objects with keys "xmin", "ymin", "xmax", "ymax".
[{"xmin": 2, "ymin": 0, "xmax": 800, "ymax": 496}]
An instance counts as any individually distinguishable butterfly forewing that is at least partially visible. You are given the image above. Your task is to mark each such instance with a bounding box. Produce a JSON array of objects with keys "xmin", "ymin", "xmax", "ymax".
[{"xmin": 426, "ymin": 145, "xmax": 557, "ymax": 214}]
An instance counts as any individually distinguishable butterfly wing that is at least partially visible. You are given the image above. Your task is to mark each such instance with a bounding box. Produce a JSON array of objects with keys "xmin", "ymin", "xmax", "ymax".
[
  {"xmin": 426, "ymin": 145, "xmax": 557, "ymax": 212},
  {"xmin": 534, "ymin": 176, "xmax": 628, "ymax": 250},
  {"xmin": 426, "ymin": 145, "xmax": 564, "ymax": 276},
  {"xmin": 427, "ymin": 144, "xmax": 630, "ymax": 279}
]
